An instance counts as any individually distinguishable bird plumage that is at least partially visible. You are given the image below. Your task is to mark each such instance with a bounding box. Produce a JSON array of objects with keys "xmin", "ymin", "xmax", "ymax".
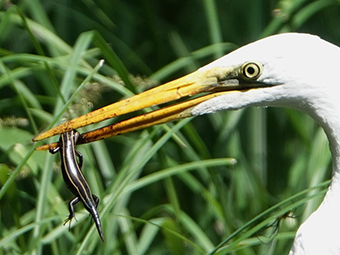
[
  {"xmin": 191, "ymin": 33, "xmax": 340, "ymax": 255},
  {"xmin": 33, "ymin": 33, "xmax": 340, "ymax": 254}
]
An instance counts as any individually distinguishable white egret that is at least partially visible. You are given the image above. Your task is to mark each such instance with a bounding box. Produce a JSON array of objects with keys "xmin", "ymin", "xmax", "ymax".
[
  {"xmin": 34, "ymin": 33, "xmax": 340, "ymax": 254},
  {"xmin": 192, "ymin": 33, "xmax": 340, "ymax": 255}
]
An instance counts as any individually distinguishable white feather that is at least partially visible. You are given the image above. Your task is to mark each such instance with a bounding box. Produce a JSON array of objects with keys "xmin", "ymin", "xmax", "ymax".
[{"xmin": 192, "ymin": 33, "xmax": 340, "ymax": 254}]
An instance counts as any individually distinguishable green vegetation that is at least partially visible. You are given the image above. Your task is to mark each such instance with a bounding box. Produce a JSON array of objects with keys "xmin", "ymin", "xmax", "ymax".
[{"xmin": 0, "ymin": 0, "xmax": 339, "ymax": 254}]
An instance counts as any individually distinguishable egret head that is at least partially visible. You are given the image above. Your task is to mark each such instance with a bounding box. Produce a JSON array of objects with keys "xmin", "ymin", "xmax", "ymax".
[
  {"xmin": 193, "ymin": 33, "xmax": 340, "ymax": 117},
  {"xmin": 32, "ymin": 33, "xmax": 340, "ymax": 254},
  {"xmin": 33, "ymin": 33, "xmax": 340, "ymax": 151}
]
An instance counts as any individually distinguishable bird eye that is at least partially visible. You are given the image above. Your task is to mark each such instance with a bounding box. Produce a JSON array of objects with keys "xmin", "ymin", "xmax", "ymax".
[{"xmin": 240, "ymin": 61, "xmax": 262, "ymax": 80}]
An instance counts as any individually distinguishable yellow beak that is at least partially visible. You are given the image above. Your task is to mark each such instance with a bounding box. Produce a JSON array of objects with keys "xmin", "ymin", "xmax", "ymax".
[{"xmin": 33, "ymin": 64, "xmax": 255, "ymax": 151}]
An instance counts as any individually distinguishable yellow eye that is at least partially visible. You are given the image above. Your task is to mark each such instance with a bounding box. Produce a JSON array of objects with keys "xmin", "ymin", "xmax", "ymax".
[{"xmin": 241, "ymin": 61, "xmax": 262, "ymax": 80}]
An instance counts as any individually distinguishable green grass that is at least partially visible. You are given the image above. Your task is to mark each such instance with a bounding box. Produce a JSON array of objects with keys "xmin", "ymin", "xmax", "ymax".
[{"xmin": 0, "ymin": 0, "xmax": 340, "ymax": 254}]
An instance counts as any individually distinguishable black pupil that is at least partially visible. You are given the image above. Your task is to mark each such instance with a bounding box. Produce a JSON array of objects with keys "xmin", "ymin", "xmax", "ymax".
[{"xmin": 247, "ymin": 66, "xmax": 255, "ymax": 75}]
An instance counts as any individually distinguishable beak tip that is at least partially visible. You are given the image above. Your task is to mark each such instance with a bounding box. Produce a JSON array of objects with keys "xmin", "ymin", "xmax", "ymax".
[
  {"xmin": 32, "ymin": 134, "xmax": 44, "ymax": 142},
  {"xmin": 33, "ymin": 128, "xmax": 60, "ymax": 142}
]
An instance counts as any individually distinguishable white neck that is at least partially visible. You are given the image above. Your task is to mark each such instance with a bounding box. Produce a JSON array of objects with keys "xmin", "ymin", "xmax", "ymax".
[{"xmin": 307, "ymin": 98, "xmax": 340, "ymax": 202}]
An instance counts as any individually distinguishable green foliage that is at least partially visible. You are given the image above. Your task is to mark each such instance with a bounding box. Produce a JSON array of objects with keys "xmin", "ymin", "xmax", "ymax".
[{"xmin": 0, "ymin": 0, "xmax": 339, "ymax": 254}]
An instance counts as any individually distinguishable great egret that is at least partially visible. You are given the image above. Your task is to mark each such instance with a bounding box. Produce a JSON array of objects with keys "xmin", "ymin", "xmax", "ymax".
[{"xmin": 33, "ymin": 33, "xmax": 340, "ymax": 254}]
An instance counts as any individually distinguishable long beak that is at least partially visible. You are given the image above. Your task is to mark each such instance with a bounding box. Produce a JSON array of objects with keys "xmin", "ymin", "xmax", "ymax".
[{"xmin": 33, "ymin": 64, "xmax": 252, "ymax": 150}]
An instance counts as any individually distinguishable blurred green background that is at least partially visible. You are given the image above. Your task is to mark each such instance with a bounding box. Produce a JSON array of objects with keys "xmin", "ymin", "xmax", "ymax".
[{"xmin": 0, "ymin": 0, "xmax": 339, "ymax": 254}]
